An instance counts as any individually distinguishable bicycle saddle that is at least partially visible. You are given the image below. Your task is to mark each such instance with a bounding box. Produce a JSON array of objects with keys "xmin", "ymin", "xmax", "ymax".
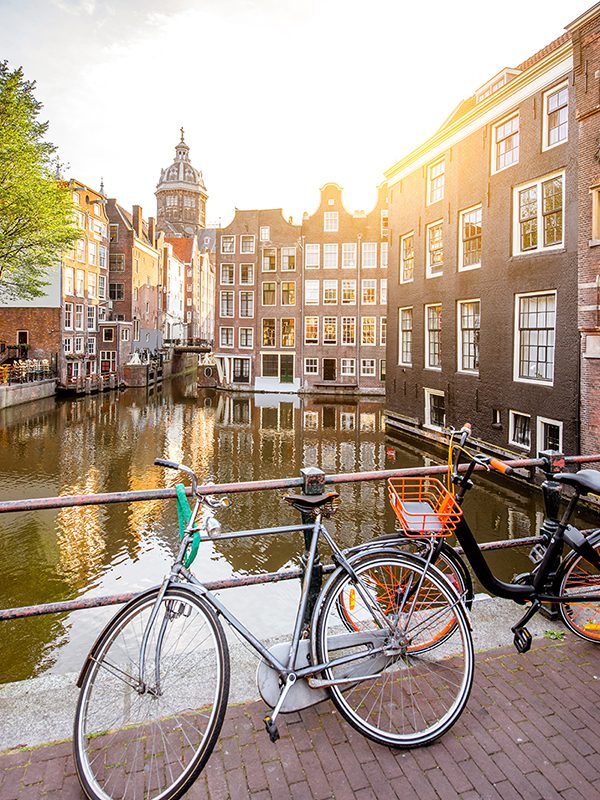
[
  {"xmin": 554, "ymin": 469, "xmax": 600, "ymax": 496},
  {"xmin": 283, "ymin": 491, "xmax": 339, "ymax": 509}
]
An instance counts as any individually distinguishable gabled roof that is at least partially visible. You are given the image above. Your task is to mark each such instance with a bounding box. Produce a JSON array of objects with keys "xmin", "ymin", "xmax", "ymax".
[
  {"xmin": 165, "ymin": 236, "xmax": 195, "ymax": 263},
  {"xmin": 110, "ymin": 201, "xmax": 154, "ymax": 247}
]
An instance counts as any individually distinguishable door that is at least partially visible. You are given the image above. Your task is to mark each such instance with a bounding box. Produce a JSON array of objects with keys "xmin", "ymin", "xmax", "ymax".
[{"xmin": 323, "ymin": 358, "xmax": 336, "ymax": 381}]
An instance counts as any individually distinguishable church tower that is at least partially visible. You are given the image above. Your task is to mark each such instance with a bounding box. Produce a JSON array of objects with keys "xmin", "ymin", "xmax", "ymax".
[{"xmin": 156, "ymin": 129, "xmax": 208, "ymax": 236}]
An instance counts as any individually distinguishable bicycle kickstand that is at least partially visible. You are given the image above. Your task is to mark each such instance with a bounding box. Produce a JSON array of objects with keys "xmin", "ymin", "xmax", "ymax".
[
  {"xmin": 263, "ymin": 674, "xmax": 297, "ymax": 743},
  {"xmin": 511, "ymin": 600, "xmax": 541, "ymax": 654}
]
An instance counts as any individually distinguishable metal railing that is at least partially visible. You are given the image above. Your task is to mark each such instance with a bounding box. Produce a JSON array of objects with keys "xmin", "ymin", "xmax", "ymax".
[{"xmin": 1, "ymin": 452, "xmax": 598, "ymax": 622}]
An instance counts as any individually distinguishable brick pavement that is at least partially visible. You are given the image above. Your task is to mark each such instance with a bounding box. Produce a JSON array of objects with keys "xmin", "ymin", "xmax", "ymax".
[{"xmin": 1, "ymin": 637, "xmax": 600, "ymax": 799}]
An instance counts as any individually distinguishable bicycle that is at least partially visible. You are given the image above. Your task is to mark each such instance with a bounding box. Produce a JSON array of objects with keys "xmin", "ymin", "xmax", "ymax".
[{"xmin": 73, "ymin": 459, "xmax": 473, "ymax": 800}]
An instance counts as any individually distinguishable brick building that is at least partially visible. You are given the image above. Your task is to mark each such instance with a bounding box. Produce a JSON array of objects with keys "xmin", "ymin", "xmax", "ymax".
[
  {"xmin": 213, "ymin": 184, "xmax": 388, "ymax": 394},
  {"xmin": 384, "ymin": 6, "xmax": 600, "ymax": 456},
  {"xmin": 106, "ymin": 201, "xmax": 163, "ymax": 351}
]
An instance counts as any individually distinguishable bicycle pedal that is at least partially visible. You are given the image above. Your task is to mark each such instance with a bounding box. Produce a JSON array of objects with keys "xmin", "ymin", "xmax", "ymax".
[
  {"xmin": 513, "ymin": 627, "xmax": 532, "ymax": 654},
  {"xmin": 263, "ymin": 715, "xmax": 280, "ymax": 743},
  {"xmin": 528, "ymin": 544, "xmax": 546, "ymax": 564}
]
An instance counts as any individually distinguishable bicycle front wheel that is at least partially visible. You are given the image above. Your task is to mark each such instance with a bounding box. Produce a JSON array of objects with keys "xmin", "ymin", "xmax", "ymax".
[
  {"xmin": 556, "ymin": 533, "xmax": 600, "ymax": 642},
  {"xmin": 74, "ymin": 586, "xmax": 230, "ymax": 800},
  {"xmin": 315, "ymin": 552, "xmax": 473, "ymax": 748}
]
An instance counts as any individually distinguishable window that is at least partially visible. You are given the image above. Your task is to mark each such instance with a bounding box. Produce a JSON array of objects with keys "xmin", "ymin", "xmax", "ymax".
[
  {"xmin": 305, "ymin": 317, "xmax": 318, "ymax": 344},
  {"xmin": 262, "ymin": 353, "xmax": 294, "ymax": 383},
  {"xmin": 262, "ymin": 282, "xmax": 276, "ymax": 305},
  {"xmin": 63, "ymin": 337, "xmax": 73, "ymax": 354},
  {"xmin": 98, "ymin": 275, "xmax": 106, "ymax": 299},
  {"xmin": 323, "ymin": 243, "xmax": 338, "ymax": 269},
  {"xmin": 399, "ymin": 232, "xmax": 414, "ymax": 283},
  {"xmin": 380, "ymin": 279, "xmax": 387, "ymax": 305},
  {"xmin": 240, "ymin": 263, "xmax": 254, "ymax": 285},
  {"xmin": 260, "ymin": 226, "xmax": 270, "ymax": 241},
  {"xmin": 424, "ymin": 388, "xmax": 445, "ymax": 430},
  {"xmin": 233, "ymin": 358, "xmax": 250, "ymax": 383},
  {"xmin": 221, "ymin": 236, "xmax": 235, "ymax": 254},
  {"xmin": 543, "ymin": 82, "xmax": 568, "ymax": 150},
  {"xmin": 87, "ymin": 337, "xmax": 96, "ymax": 356},
  {"xmin": 220, "ymin": 327, "xmax": 234, "ymax": 348},
  {"xmin": 281, "ymin": 282, "xmax": 295, "ymax": 305},
  {"xmin": 361, "ymin": 359, "xmax": 376, "ymax": 376},
  {"xmin": 514, "ymin": 291, "xmax": 556, "ymax": 384},
  {"xmin": 87, "ymin": 305, "xmax": 96, "ymax": 331},
  {"xmin": 341, "ymin": 317, "xmax": 356, "ymax": 345},
  {"xmin": 64, "ymin": 302, "xmax": 73, "ymax": 329},
  {"xmin": 166, "ymin": 194, "xmax": 178, "ymax": 206},
  {"xmin": 304, "ymin": 411, "xmax": 319, "ymax": 429},
  {"xmin": 380, "ymin": 242, "xmax": 388, "ymax": 269},
  {"xmin": 76, "ymin": 269, "xmax": 85, "ymax": 296},
  {"xmin": 342, "ymin": 243, "xmax": 357, "ymax": 268},
  {"xmin": 380, "ymin": 316, "xmax": 387, "ymax": 345},
  {"xmin": 109, "ymin": 283, "xmax": 124, "ymax": 301},
  {"xmin": 262, "ymin": 248, "xmax": 276, "ymax": 271},
  {"xmin": 100, "ymin": 350, "xmax": 117, "ymax": 373},
  {"xmin": 281, "ymin": 247, "xmax": 296, "ymax": 271},
  {"xmin": 362, "ymin": 242, "xmax": 377, "ymax": 268},
  {"xmin": 458, "ymin": 205, "xmax": 482, "ymax": 271},
  {"xmin": 513, "ymin": 172, "xmax": 564, "ymax": 255},
  {"xmin": 220, "ymin": 263, "xmax": 234, "ymax": 284},
  {"xmin": 281, "ymin": 318, "xmax": 295, "ymax": 347},
  {"xmin": 537, "ymin": 417, "xmax": 563, "ymax": 452},
  {"xmin": 263, "ymin": 318, "xmax": 276, "ymax": 347},
  {"xmin": 323, "ymin": 281, "xmax": 338, "ymax": 304},
  {"xmin": 121, "ymin": 328, "xmax": 130, "ymax": 342},
  {"xmin": 305, "ymin": 280, "xmax": 319, "ymax": 305},
  {"xmin": 399, "ymin": 307, "xmax": 413, "ymax": 366},
  {"xmin": 108, "ymin": 225, "xmax": 118, "ymax": 246},
  {"xmin": 88, "ymin": 241, "xmax": 97, "ymax": 266},
  {"xmin": 324, "ymin": 211, "xmax": 339, "ymax": 232},
  {"xmin": 341, "ymin": 279, "xmax": 356, "ymax": 305},
  {"xmin": 428, "ymin": 159, "xmax": 445, "ymax": 204},
  {"xmin": 426, "ymin": 221, "xmax": 443, "ymax": 277},
  {"xmin": 220, "ymin": 290, "xmax": 234, "ymax": 317},
  {"xmin": 305, "ymin": 244, "xmax": 320, "ymax": 269},
  {"xmin": 323, "ymin": 317, "xmax": 337, "ymax": 345},
  {"xmin": 361, "ymin": 316, "xmax": 376, "ymax": 346},
  {"xmin": 64, "ymin": 267, "xmax": 74, "ymax": 295},
  {"xmin": 240, "ymin": 291, "xmax": 254, "ymax": 318},
  {"xmin": 239, "ymin": 327, "xmax": 253, "ymax": 348},
  {"xmin": 240, "ymin": 235, "xmax": 255, "ymax": 254},
  {"xmin": 509, "ymin": 411, "xmax": 531, "ymax": 449},
  {"xmin": 304, "ymin": 358, "xmax": 319, "ymax": 375},
  {"xmin": 362, "ymin": 279, "xmax": 376, "ymax": 304},
  {"xmin": 88, "ymin": 272, "xmax": 97, "ymax": 298},
  {"xmin": 341, "ymin": 358, "xmax": 355, "ymax": 377},
  {"xmin": 380, "ymin": 359, "xmax": 386, "ymax": 381},
  {"xmin": 76, "ymin": 239, "xmax": 85, "ymax": 262},
  {"xmin": 102, "ymin": 328, "xmax": 114, "ymax": 342},
  {"xmin": 99, "ymin": 246, "xmax": 107, "ymax": 269},
  {"xmin": 425, "ymin": 304, "xmax": 442, "ymax": 369},
  {"xmin": 110, "ymin": 253, "xmax": 125, "ymax": 272},
  {"xmin": 457, "ymin": 300, "xmax": 480, "ymax": 372},
  {"xmin": 133, "ymin": 319, "xmax": 140, "ymax": 341},
  {"xmin": 492, "ymin": 114, "xmax": 519, "ymax": 173}
]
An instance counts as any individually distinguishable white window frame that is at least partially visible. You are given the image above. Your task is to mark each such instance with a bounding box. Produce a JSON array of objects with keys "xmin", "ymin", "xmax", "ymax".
[
  {"xmin": 323, "ymin": 243, "xmax": 338, "ymax": 269},
  {"xmin": 221, "ymin": 235, "xmax": 235, "ymax": 255},
  {"xmin": 380, "ymin": 278, "xmax": 387, "ymax": 305},
  {"xmin": 240, "ymin": 235, "xmax": 255, "ymax": 254},
  {"xmin": 341, "ymin": 279, "xmax": 356, "ymax": 305},
  {"xmin": 361, "ymin": 316, "xmax": 376, "ymax": 346},
  {"xmin": 305, "ymin": 280, "xmax": 319, "ymax": 305},
  {"xmin": 491, "ymin": 113, "xmax": 520, "ymax": 174},
  {"xmin": 240, "ymin": 263, "xmax": 254, "ymax": 285},
  {"xmin": 261, "ymin": 281, "xmax": 277, "ymax": 306},
  {"xmin": 64, "ymin": 302, "xmax": 73, "ymax": 330},
  {"xmin": 239, "ymin": 327, "xmax": 254, "ymax": 349},
  {"xmin": 342, "ymin": 243, "xmax": 357, "ymax": 269},
  {"xmin": 281, "ymin": 247, "xmax": 296, "ymax": 271},
  {"xmin": 509, "ymin": 410, "xmax": 532, "ymax": 450},
  {"xmin": 457, "ymin": 299, "xmax": 480, "ymax": 374},
  {"xmin": 323, "ymin": 317, "xmax": 338, "ymax": 345},
  {"xmin": 220, "ymin": 263, "xmax": 235, "ymax": 285},
  {"xmin": 458, "ymin": 205, "xmax": 482, "ymax": 271},
  {"xmin": 512, "ymin": 171, "xmax": 565, "ymax": 256},
  {"xmin": 304, "ymin": 316, "xmax": 319, "ymax": 345},
  {"xmin": 323, "ymin": 280, "xmax": 338, "ymax": 305},
  {"xmin": 400, "ymin": 232, "xmax": 414, "ymax": 284},
  {"xmin": 380, "ymin": 241, "xmax": 388, "ymax": 269},
  {"xmin": 425, "ymin": 303, "xmax": 442, "ymax": 370},
  {"xmin": 239, "ymin": 290, "xmax": 254, "ymax": 319},
  {"xmin": 537, "ymin": 416, "xmax": 563, "ymax": 453},
  {"xmin": 219, "ymin": 326, "xmax": 234, "ymax": 348},
  {"xmin": 398, "ymin": 306, "xmax": 413, "ymax": 366},
  {"xmin": 513, "ymin": 290, "xmax": 556, "ymax": 386},
  {"xmin": 542, "ymin": 81, "xmax": 568, "ymax": 152},
  {"xmin": 262, "ymin": 248, "xmax": 277, "ymax": 272},
  {"xmin": 361, "ymin": 279, "xmax": 376, "ymax": 305},
  {"xmin": 426, "ymin": 221, "xmax": 443, "ymax": 278},
  {"xmin": 380, "ymin": 316, "xmax": 387, "ymax": 346},
  {"xmin": 281, "ymin": 281, "xmax": 296, "ymax": 306},
  {"xmin": 424, "ymin": 388, "xmax": 446, "ymax": 431},
  {"xmin": 220, "ymin": 290, "xmax": 234, "ymax": 318},
  {"xmin": 341, "ymin": 316, "xmax": 356, "ymax": 346},
  {"xmin": 427, "ymin": 159, "xmax": 445, "ymax": 205},
  {"xmin": 361, "ymin": 242, "xmax": 377, "ymax": 269},
  {"xmin": 259, "ymin": 226, "xmax": 270, "ymax": 242},
  {"xmin": 305, "ymin": 244, "xmax": 320, "ymax": 269},
  {"xmin": 341, "ymin": 358, "xmax": 356, "ymax": 377},
  {"xmin": 324, "ymin": 211, "xmax": 339, "ymax": 232},
  {"xmin": 304, "ymin": 357, "xmax": 319, "ymax": 375},
  {"xmin": 360, "ymin": 358, "xmax": 376, "ymax": 377}
]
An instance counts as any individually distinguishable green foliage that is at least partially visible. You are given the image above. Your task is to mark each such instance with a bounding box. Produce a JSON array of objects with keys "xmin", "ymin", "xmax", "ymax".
[
  {"xmin": 543, "ymin": 629, "xmax": 565, "ymax": 641},
  {"xmin": 0, "ymin": 61, "xmax": 80, "ymax": 301}
]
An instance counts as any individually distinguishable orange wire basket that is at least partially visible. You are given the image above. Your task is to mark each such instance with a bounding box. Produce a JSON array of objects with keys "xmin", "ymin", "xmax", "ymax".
[{"xmin": 387, "ymin": 477, "xmax": 463, "ymax": 537}]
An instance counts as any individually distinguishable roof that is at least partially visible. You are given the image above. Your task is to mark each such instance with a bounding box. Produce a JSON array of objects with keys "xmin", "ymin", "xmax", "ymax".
[
  {"xmin": 165, "ymin": 237, "xmax": 195, "ymax": 263},
  {"xmin": 110, "ymin": 202, "xmax": 154, "ymax": 247}
]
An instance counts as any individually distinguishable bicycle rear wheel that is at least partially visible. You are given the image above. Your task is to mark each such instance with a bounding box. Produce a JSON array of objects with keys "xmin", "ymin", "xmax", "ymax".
[
  {"xmin": 556, "ymin": 533, "xmax": 600, "ymax": 643},
  {"xmin": 74, "ymin": 585, "xmax": 230, "ymax": 800},
  {"xmin": 315, "ymin": 552, "xmax": 473, "ymax": 748}
]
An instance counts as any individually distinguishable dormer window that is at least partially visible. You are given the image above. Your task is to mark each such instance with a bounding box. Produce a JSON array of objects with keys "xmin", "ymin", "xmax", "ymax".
[{"xmin": 476, "ymin": 68, "xmax": 521, "ymax": 104}]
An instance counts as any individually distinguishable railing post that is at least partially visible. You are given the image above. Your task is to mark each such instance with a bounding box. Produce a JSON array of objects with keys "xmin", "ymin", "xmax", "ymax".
[{"xmin": 299, "ymin": 467, "xmax": 325, "ymax": 630}]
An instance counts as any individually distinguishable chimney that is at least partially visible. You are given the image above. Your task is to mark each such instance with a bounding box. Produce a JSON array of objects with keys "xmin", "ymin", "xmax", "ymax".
[
  {"xmin": 148, "ymin": 216, "xmax": 156, "ymax": 246},
  {"xmin": 132, "ymin": 205, "xmax": 143, "ymax": 238}
]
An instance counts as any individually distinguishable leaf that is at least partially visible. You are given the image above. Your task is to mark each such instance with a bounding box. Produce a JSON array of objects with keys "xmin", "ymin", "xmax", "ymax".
[{"xmin": 543, "ymin": 630, "xmax": 566, "ymax": 641}]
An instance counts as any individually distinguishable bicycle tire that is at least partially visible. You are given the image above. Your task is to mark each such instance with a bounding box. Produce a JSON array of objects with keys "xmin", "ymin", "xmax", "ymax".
[
  {"xmin": 556, "ymin": 530, "xmax": 600, "ymax": 643},
  {"xmin": 336, "ymin": 540, "xmax": 473, "ymax": 652},
  {"xmin": 314, "ymin": 551, "xmax": 473, "ymax": 748},
  {"xmin": 74, "ymin": 585, "xmax": 230, "ymax": 800}
]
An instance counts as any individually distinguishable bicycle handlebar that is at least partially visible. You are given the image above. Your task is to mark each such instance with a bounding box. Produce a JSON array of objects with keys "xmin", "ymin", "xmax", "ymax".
[
  {"xmin": 488, "ymin": 457, "xmax": 514, "ymax": 476},
  {"xmin": 154, "ymin": 458, "xmax": 180, "ymax": 470}
]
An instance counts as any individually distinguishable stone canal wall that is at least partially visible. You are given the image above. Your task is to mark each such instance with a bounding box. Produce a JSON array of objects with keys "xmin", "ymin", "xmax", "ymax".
[{"xmin": 0, "ymin": 379, "xmax": 57, "ymax": 410}]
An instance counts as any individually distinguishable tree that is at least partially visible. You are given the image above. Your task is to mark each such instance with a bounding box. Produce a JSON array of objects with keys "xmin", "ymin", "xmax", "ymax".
[{"xmin": 0, "ymin": 61, "xmax": 80, "ymax": 301}]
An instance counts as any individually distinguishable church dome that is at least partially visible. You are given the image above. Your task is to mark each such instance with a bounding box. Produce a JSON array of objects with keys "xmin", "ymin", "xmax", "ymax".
[{"xmin": 156, "ymin": 129, "xmax": 207, "ymax": 195}]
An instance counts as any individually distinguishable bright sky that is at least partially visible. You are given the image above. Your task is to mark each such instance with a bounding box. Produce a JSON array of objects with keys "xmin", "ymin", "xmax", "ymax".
[{"xmin": 0, "ymin": 0, "xmax": 592, "ymax": 227}]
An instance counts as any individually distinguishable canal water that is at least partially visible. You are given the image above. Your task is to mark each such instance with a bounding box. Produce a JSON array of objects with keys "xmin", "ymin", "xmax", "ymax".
[{"xmin": 0, "ymin": 374, "xmax": 596, "ymax": 683}]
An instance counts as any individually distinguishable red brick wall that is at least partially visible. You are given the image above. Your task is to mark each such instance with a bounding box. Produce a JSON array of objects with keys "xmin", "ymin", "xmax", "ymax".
[{"xmin": 0, "ymin": 308, "xmax": 61, "ymax": 360}]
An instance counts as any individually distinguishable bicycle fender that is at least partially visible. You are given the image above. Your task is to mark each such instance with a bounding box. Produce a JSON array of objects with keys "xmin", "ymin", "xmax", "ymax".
[
  {"xmin": 562, "ymin": 526, "xmax": 600, "ymax": 570},
  {"xmin": 76, "ymin": 585, "xmax": 162, "ymax": 688}
]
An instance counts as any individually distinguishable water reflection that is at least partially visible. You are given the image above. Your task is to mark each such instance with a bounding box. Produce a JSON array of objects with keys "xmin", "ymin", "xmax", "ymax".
[{"xmin": 0, "ymin": 376, "xmax": 597, "ymax": 682}]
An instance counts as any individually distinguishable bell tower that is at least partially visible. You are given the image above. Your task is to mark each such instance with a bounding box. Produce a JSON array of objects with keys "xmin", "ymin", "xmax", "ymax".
[{"xmin": 156, "ymin": 129, "xmax": 208, "ymax": 236}]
